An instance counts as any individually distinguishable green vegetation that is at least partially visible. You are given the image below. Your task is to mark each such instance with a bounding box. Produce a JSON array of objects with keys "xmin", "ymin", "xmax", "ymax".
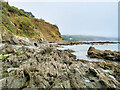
[
  {"xmin": 8, "ymin": 6, "xmax": 19, "ymax": 13},
  {"xmin": 7, "ymin": 13, "xmax": 10, "ymax": 17},
  {"xmin": 118, "ymin": 69, "xmax": 120, "ymax": 72},
  {"xmin": 31, "ymin": 17, "xmax": 45, "ymax": 23},
  {"xmin": 2, "ymin": 71, "xmax": 8, "ymax": 78},
  {"xmin": 16, "ymin": 49, "xmax": 22, "ymax": 52},
  {"xmin": 1, "ymin": 1, "xmax": 63, "ymax": 41},
  {"xmin": 53, "ymin": 24, "xmax": 58, "ymax": 29},
  {"xmin": 39, "ymin": 18, "xmax": 45, "ymax": 22},
  {"xmin": 20, "ymin": 9, "xmax": 35, "ymax": 17},
  {"xmin": 17, "ymin": 16, "xmax": 33, "ymax": 27},
  {"xmin": 7, "ymin": 5, "xmax": 29, "ymax": 17},
  {"xmin": 0, "ymin": 54, "xmax": 12, "ymax": 59},
  {"xmin": 2, "ymin": 71, "xmax": 8, "ymax": 74},
  {"xmin": 36, "ymin": 24, "xmax": 39, "ymax": 26},
  {"xmin": 31, "ymin": 17, "xmax": 39, "ymax": 22},
  {"xmin": 10, "ymin": 66, "xmax": 19, "ymax": 68}
]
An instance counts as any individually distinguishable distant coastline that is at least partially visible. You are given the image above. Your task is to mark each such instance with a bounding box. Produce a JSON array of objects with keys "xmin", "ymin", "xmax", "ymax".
[{"xmin": 62, "ymin": 35, "xmax": 118, "ymax": 42}]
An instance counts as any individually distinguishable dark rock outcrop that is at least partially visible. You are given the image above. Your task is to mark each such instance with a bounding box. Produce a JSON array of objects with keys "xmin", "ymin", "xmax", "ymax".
[{"xmin": 87, "ymin": 46, "xmax": 120, "ymax": 62}]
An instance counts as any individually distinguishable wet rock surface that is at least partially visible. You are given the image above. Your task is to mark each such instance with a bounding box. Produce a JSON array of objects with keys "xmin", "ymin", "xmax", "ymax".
[
  {"xmin": 0, "ymin": 44, "xmax": 120, "ymax": 89},
  {"xmin": 87, "ymin": 47, "xmax": 120, "ymax": 62}
]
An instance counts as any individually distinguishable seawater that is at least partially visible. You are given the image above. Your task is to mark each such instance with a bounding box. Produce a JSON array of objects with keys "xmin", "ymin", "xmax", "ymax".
[{"xmin": 57, "ymin": 44, "xmax": 119, "ymax": 62}]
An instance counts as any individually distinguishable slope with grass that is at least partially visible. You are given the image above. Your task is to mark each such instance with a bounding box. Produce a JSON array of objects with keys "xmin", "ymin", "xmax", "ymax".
[{"xmin": 0, "ymin": 2, "xmax": 63, "ymax": 42}]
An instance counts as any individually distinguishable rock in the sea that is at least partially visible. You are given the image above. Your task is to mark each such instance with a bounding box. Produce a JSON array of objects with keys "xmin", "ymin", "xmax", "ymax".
[{"xmin": 87, "ymin": 46, "xmax": 120, "ymax": 62}]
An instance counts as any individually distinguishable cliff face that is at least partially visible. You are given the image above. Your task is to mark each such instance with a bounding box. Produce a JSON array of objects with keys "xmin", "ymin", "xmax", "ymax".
[{"xmin": 1, "ymin": 2, "xmax": 63, "ymax": 42}]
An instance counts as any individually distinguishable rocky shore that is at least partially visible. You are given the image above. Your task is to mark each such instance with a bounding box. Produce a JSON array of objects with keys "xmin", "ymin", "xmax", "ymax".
[
  {"xmin": 0, "ymin": 43, "xmax": 120, "ymax": 89},
  {"xmin": 1, "ymin": 1, "xmax": 119, "ymax": 89},
  {"xmin": 87, "ymin": 47, "xmax": 120, "ymax": 62}
]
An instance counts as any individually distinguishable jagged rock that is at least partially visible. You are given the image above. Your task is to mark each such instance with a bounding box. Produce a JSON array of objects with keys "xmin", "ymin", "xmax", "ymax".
[
  {"xmin": 0, "ymin": 44, "xmax": 15, "ymax": 54},
  {"xmin": 0, "ymin": 45, "xmax": 120, "ymax": 89},
  {"xmin": 2, "ymin": 30, "xmax": 15, "ymax": 44},
  {"xmin": 89, "ymin": 67, "xmax": 99, "ymax": 77},
  {"xmin": 92, "ymin": 61, "xmax": 120, "ymax": 83},
  {"xmin": 87, "ymin": 46, "xmax": 120, "ymax": 62}
]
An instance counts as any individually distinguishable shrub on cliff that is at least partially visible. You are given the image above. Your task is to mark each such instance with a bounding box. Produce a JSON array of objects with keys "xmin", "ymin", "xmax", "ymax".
[{"xmin": 1, "ymin": 1, "xmax": 63, "ymax": 41}]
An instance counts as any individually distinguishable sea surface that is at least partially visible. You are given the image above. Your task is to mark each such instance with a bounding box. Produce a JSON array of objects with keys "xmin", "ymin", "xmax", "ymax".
[{"xmin": 57, "ymin": 43, "xmax": 119, "ymax": 62}]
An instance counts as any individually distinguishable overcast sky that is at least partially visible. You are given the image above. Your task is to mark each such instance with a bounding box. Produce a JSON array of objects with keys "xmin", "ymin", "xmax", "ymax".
[{"xmin": 8, "ymin": 0, "xmax": 118, "ymax": 38}]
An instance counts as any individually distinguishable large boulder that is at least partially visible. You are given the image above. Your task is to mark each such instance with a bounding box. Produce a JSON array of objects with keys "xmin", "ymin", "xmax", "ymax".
[{"xmin": 87, "ymin": 46, "xmax": 120, "ymax": 62}]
